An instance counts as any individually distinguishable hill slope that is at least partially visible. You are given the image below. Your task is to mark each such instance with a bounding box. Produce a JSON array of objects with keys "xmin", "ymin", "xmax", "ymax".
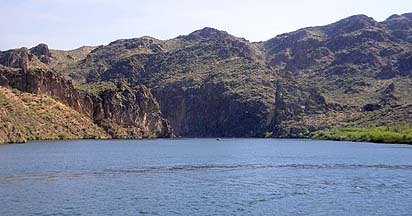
[
  {"xmin": 0, "ymin": 86, "xmax": 109, "ymax": 143},
  {"xmin": 2, "ymin": 13, "xmax": 412, "ymax": 141},
  {"xmin": 0, "ymin": 44, "xmax": 173, "ymax": 143},
  {"xmin": 53, "ymin": 13, "xmax": 412, "ymax": 137}
]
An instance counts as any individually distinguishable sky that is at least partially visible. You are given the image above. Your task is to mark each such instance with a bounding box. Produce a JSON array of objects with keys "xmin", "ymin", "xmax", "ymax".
[{"xmin": 1, "ymin": 0, "xmax": 412, "ymax": 50}]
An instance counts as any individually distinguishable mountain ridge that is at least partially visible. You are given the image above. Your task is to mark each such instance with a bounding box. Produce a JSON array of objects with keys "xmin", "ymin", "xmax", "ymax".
[{"xmin": 1, "ymin": 13, "xmax": 412, "ymax": 142}]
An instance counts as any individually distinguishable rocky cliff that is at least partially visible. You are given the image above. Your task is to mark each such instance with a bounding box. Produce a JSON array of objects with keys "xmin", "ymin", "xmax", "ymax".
[
  {"xmin": 66, "ymin": 14, "xmax": 412, "ymax": 137},
  {"xmin": 0, "ymin": 45, "xmax": 173, "ymax": 142},
  {"xmin": 3, "ymin": 13, "xmax": 412, "ymax": 139}
]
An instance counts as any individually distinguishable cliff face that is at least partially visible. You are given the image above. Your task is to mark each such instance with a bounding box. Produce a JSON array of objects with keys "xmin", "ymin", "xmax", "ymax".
[
  {"xmin": 0, "ymin": 86, "xmax": 109, "ymax": 143},
  {"xmin": 0, "ymin": 45, "xmax": 173, "ymax": 142},
  {"xmin": 82, "ymin": 82, "xmax": 173, "ymax": 138},
  {"xmin": 150, "ymin": 81, "xmax": 269, "ymax": 137},
  {"xmin": 3, "ymin": 13, "xmax": 412, "ymax": 139},
  {"xmin": 64, "ymin": 14, "xmax": 412, "ymax": 137},
  {"xmin": 78, "ymin": 28, "xmax": 282, "ymax": 137}
]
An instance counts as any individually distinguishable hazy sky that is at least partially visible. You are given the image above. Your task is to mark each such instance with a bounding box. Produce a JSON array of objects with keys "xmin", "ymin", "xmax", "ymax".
[{"xmin": 1, "ymin": 0, "xmax": 412, "ymax": 50}]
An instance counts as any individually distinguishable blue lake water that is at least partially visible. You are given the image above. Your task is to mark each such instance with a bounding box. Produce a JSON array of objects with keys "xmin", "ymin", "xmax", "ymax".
[{"xmin": 0, "ymin": 139, "xmax": 411, "ymax": 216}]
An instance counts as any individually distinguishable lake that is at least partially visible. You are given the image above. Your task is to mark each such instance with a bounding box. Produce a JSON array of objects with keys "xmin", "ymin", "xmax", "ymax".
[{"xmin": 0, "ymin": 139, "xmax": 411, "ymax": 215}]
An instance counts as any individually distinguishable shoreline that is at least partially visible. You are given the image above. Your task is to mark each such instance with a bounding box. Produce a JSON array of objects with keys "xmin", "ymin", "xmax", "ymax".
[{"xmin": 1, "ymin": 136, "xmax": 411, "ymax": 145}]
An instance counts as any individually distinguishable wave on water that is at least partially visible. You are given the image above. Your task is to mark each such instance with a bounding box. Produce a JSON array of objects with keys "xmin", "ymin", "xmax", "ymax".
[
  {"xmin": 102, "ymin": 163, "xmax": 412, "ymax": 173},
  {"xmin": 1, "ymin": 163, "xmax": 412, "ymax": 182}
]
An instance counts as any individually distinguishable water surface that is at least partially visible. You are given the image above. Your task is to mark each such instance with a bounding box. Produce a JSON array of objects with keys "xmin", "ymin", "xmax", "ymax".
[{"xmin": 0, "ymin": 139, "xmax": 411, "ymax": 215}]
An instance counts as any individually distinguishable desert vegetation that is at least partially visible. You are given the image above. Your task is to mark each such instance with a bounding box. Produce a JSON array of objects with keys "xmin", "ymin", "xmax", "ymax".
[{"xmin": 311, "ymin": 126, "xmax": 412, "ymax": 144}]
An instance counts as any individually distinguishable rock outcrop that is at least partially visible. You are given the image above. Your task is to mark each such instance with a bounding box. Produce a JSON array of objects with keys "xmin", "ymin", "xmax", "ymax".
[
  {"xmin": 67, "ymin": 13, "xmax": 412, "ymax": 137},
  {"xmin": 29, "ymin": 43, "xmax": 52, "ymax": 64},
  {"xmin": 84, "ymin": 82, "xmax": 173, "ymax": 138},
  {"xmin": 4, "ymin": 13, "xmax": 412, "ymax": 139},
  {"xmin": 0, "ymin": 48, "xmax": 30, "ymax": 71},
  {"xmin": 0, "ymin": 47, "xmax": 173, "ymax": 141}
]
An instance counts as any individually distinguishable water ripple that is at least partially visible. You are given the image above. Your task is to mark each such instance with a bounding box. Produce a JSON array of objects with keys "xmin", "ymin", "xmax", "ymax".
[{"xmin": 1, "ymin": 163, "xmax": 412, "ymax": 182}]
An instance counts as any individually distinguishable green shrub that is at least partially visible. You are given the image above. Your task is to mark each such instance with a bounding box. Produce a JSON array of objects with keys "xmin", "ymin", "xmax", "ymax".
[
  {"xmin": 11, "ymin": 88, "xmax": 21, "ymax": 95},
  {"xmin": 264, "ymin": 131, "xmax": 273, "ymax": 138},
  {"xmin": 143, "ymin": 133, "xmax": 157, "ymax": 139},
  {"xmin": 310, "ymin": 126, "xmax": 412, "ymax": 144},
  {"xmin": 57, "ymin": 132, "xmax": 69, "ymax": 140},
  {"xmin": 42, "ymin": 97, "xmax": 55, "ymax": 105}
]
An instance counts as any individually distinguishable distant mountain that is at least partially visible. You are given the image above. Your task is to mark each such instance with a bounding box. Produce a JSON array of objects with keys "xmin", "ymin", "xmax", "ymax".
[{"xmin": 1, "ymin": 13, "xmax": 412, "ymax": 142}]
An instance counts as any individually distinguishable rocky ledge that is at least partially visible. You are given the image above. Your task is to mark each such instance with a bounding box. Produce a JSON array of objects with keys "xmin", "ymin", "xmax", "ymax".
[{"xmin": 0, "ymin": 45, "xmax": 173, "ymax": 142}]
